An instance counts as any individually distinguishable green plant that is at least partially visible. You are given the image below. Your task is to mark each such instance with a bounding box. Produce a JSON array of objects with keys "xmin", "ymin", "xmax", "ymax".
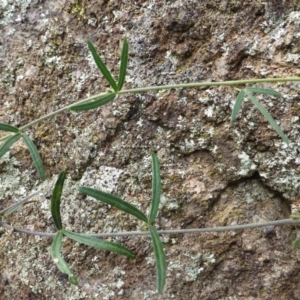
[{"xmin": 1, "ymin": 38, "xmax": 300, "ymax": 294}]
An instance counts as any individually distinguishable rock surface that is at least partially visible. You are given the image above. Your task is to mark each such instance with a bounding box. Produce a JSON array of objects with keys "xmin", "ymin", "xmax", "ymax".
[{"xmin": 1, "ymin": 0, "xmax": 300, "ymax": 299}]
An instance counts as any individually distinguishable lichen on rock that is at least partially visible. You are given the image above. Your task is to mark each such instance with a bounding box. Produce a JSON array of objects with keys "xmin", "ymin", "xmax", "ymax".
[{"xmin": 1, "ymin": 0, "xmax": 300, "ymax": 299}]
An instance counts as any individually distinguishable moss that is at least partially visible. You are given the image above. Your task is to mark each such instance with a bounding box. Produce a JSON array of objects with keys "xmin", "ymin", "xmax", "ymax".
[
  {"xmin": 71, "ymin": 3, "xmax": 85, "ymax": 15},
  {"xmin": 71, "ymin": 0, "xmax": 86, "ymax": 20}
]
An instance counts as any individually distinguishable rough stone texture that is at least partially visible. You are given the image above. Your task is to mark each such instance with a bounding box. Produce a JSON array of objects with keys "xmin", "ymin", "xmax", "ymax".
[{"xmin": 1, "ymin": 0, "xmax": 300, "ymax": 299}]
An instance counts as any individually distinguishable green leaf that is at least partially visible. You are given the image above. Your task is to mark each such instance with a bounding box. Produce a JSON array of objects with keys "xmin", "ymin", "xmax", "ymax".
[
  {"xmin": 245, "ymin": 91, "xmax": 289, "ymax": 145},
  {"xmin": 117, "ymin": 37, "xmax": 129, "ymax": 91},
  {"xmin": 293, "ymin": 237, "xmax": 300, "ymax": 248},
  {"xmin": 50, "ymin": 231, "xmax": 78, "ymax": 285},
  {"xmin": 231, "ymin": 90, "xmax": 245, "ymax": 121},
  {"xmin": 246, "ymin": 87, "xmax": 282, "ymax": 97},
  {"xmin": 21, "ymin": 133, "xmax": 46, "ymax": 180},
  {"xmin": 87, "ymin": 40, "xmax": 118, "ymax": 92},
  {"xmin": 149, "ymin": 225, "xmax": 166, "ymax": 294},
  {"xmin": 78, "ymin": 186, "xmax": 148, "ymax": 223},
  {"xmin": 64, "ymin": 230, "xmax": 136, "ymax": 259},
  {"xmin": 51, "ymin": 171, "xmax": 66, "ymax": 230},
  {"xmin": 0, "ymin": 192, "xmax": 39, "ymax": 217},
  {"xmin": 0, "ymin": 133, "xmax": 21, "ymax": 158},
  {"xmin": 148, "ymin": 152, "xmax": 161, "ymax": 224},
  {"xmin": 69, "ymin": 93, "xmax": 116, "ymax": 111},
  {"xmin": 0, "ymin": 123, "xmax": 19, "ymax": 133}
]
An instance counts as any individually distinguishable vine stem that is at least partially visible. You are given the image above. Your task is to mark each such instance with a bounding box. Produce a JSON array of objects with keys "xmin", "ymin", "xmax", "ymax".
[
  {"xmin": 118, "ymin": 77, "xmax": 300, "ymax": 94},
  {"xmin": 0, "ymin": 92, "xmax": 106, "ymax": 142},
  {"xmin": 0, "ymin": 77, "xmax": 300, "ymax": 142},
  {"xmin": 1, "ymin": 219, "xmax": 300, "ymax": 238}
]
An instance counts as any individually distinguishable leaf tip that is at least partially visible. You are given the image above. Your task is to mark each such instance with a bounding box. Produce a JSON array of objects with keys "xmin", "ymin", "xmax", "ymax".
[
  {"xmin": 293, "ymin": 237, "xmax": 300, "ymax": 248},
  {"xmin": 70, "ymin": 275, "xmax": 78, "ymax": 285}
]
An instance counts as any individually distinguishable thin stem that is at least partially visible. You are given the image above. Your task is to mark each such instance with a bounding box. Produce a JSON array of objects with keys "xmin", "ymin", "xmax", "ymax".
[
  {"xmin": 0, "ymin": 77, "xmax": 299, "ymax": 142},
  {"xmin": 0, "ymin": 192, "xmax": 40, "ymax": 216},
  {"xmin": 20, "ymin": 92, "xmax": 108, "ymax": 131},
  {"xmin": 118, "ymin": 77, "xmax": 300, "ymax": 95},
  {"xmin": 1, "ymin": 218, "xmax": 300, "ymax": 238},
  {"xmin": 0, "ymin": 92, "xmax": 106, "ymax": 142}
]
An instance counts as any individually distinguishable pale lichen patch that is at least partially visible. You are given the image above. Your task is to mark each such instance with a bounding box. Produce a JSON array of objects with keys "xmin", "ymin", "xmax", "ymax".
[
  {"xmin": 0, "ymin": 152, "xmax": 33, "ymax": 199},
  {"xmin": 237, "ymin": 152, "xmax": 257, "ymax": 176},
  {"xmin": 168, "ymin": 250, "xmax": 216, "ymax": 282}
]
